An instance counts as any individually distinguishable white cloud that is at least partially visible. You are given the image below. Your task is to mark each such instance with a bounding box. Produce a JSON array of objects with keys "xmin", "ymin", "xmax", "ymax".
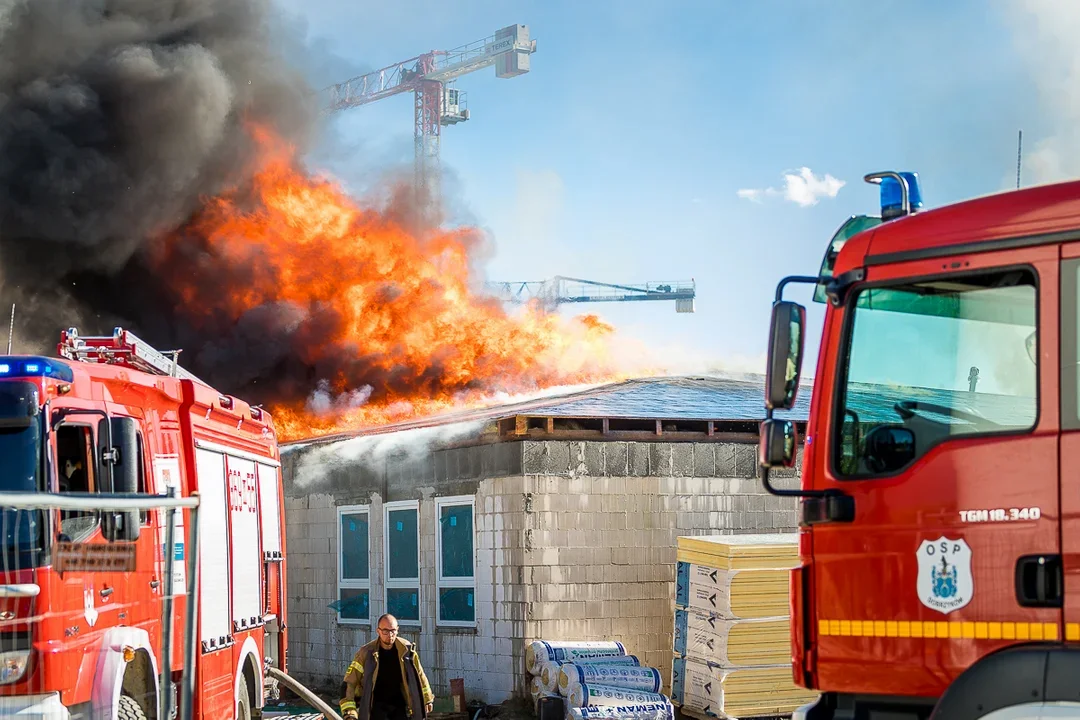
[
  {"xmin": 1008, "ymin": 0, "xmax": 1080, "ymax": 185},
  {"xmin": 737, "ymin": 167, "xmax": 845, "ymax": 207}
]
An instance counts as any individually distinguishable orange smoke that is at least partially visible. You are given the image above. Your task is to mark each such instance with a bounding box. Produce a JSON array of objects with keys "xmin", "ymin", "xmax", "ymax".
[{"xmin": 155, "ymin": 127, "xmax": 627, "ymax": 441}]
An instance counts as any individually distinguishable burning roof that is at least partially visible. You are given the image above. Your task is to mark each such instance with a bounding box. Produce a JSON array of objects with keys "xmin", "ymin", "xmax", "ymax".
[
  {"xmin": 282, "ymin": 375, "xmax": 812, "ymax": 451},
  {"xmin": 0, "ymin": 0, "xmax": 637, "ymax": 444}
]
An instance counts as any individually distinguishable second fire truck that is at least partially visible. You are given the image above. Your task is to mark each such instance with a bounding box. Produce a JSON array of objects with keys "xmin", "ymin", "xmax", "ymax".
[
  {"xmin": 759, "ymin": 170, "xmax": 1080, "ymax": 719},
  {"xmin": 0, "ymin": 327, "xmax": 288, "ymax": 720}
]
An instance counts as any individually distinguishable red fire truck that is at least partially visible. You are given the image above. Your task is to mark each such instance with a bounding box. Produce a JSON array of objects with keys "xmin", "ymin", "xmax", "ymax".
[
  {"xmin": 758, "ymin": 171, "xmax": 1080, "ymax": 719},
  {"xmin": 0, "ymin": 327, "xmax": 288, "ymax": 720}
]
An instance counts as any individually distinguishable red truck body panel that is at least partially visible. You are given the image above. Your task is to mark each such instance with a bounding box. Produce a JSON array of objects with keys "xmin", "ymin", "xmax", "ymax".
[
  {"xmin": 0, "ymin": 341, "xmax": 288, "ymax": 719},
  {"xmin": 797, "ymin": 179, "xmax": 1080, "ymax": 704}
]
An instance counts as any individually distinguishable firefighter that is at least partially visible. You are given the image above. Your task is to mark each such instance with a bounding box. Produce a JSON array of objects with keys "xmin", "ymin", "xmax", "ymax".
[{"xmin": 340, "ymin": 614, "xmax": 434, "ymax": 720}]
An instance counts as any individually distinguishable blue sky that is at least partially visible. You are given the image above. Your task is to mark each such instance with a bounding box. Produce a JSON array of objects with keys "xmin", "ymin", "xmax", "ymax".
[{"xmin": 274, "ymin": 0, "xmax": 1077, "ymax": 381}]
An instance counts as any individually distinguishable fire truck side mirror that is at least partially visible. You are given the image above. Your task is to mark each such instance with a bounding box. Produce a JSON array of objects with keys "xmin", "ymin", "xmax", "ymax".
[
  {"xmin": 759, "ymin": 418, "xmax": 798, "ymax": 468},
  {"xmin": 765, "ymin": 301, "xmax": 806, "ymax": 411},
  {"xmin": 96, "ymin": 417, "xmax": 141, "ymax": 543}
]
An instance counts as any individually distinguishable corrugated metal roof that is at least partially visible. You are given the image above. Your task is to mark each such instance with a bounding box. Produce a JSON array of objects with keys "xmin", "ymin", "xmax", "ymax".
[
  {"xmin": 527, "ymin": 375, "xmax": 810, "ymax": 421},
  {"xmin": 283, "ymin": 374, "xmax": 809, "ymax": 447}
]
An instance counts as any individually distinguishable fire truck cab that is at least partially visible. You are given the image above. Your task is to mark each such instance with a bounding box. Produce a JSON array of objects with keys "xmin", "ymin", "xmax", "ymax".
[
  {"xmin": 0, "ymin": 327, "xmax": 288, "ymax": 720},
  {"xmin": 759, "ymin": 172, "xmax": 1080, "ymax": 719}
]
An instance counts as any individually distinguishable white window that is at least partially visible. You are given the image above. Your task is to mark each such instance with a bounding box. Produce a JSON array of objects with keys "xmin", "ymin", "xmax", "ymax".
[
  {"xmin": 384, "ymin": 500, "xmax": 420, "ymax": 625},
  {"xmin": 337, "ymin": 504, "xmax": 370, "ymax": 624},
  {"xmin": 435, "ymin": 495, "xmax": 475, "ymax": 627}
]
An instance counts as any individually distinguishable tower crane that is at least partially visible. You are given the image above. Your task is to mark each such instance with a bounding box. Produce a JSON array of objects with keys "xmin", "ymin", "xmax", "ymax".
[
  {"xmin": 323, "ymin": 25, "xmax": 536, "ymax": 191},
  {"xmin": 485, "ymin": 277, "xmax": 697, "ymax": 313}
]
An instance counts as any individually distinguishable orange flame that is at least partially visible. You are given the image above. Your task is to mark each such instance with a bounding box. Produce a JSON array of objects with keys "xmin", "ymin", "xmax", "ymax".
[{"xmin": 154, "ymin": 127, "xmax": 629, "ymax": 441}]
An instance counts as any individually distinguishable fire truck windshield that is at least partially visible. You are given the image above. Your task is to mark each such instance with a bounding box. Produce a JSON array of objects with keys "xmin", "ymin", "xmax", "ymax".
[
  {"xmin": 833, "ymin": 269, "xmax": 1038, "ymax": 477},
  {"xmin": 0, "ymin": 381, "xmax": 46, "ymax": 562}
]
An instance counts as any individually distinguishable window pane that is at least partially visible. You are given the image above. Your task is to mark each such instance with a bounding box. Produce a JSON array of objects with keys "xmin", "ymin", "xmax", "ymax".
[
  {"xmin": 387, "ymin": 508, "xmax": 418, "ymax": 579},
  {"xmin": 440, "ymin": 504, "xmax": 473, "ymax": 578},
  {"xmin": 439, "ymin": 587, "xmax": 475, "ymax": 623},
  {"xmin": 387, "ymin": 588, "xmax": 420, "ymax": 621},
  {"xmin": 835, "ymin": 271, "xmax": 1037, "ymax": 477},
  {"xmin": 340, "ymin": 512, "xmax": 369, "ymax": 580},
  {"xmin": 337, "ymin": 589, "xmax": 369, "ymax": 621}
]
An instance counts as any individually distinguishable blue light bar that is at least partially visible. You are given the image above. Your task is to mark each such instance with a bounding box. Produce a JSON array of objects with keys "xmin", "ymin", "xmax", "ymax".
[
  {"xmin": 879, "ymin": 171, "xmax": 923, "ymax": 219},
  {"xmin": 0, "ymin": 357, "xmax": 74, "ymax": 382}
]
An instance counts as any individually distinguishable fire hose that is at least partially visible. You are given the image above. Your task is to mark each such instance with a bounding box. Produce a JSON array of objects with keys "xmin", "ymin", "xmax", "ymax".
[{"xmin": 266, "ymin": 666, "xmax": 344, "ymax": 720}]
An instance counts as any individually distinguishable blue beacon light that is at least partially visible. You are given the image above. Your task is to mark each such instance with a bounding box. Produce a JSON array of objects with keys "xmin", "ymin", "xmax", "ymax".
[
  {"xmin": 872, "ymin": 171, "xmax": 923, "ymax": 221},
  {"xmin": 0, "ymin": 357, "xmax": 74, "ymax": 381}
]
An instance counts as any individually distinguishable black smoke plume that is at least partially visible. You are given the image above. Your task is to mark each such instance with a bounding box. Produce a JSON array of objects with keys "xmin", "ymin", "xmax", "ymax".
[{"xmin": 0, "ymin": 0, "xmax": 319, "ymax": 401}]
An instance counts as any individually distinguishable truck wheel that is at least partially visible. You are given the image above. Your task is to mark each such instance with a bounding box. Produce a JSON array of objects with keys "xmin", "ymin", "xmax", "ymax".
[
  {"xmin": 237, "ymin": 679, "xmax": 252, "ymax": 720},
  {"xmin": 118, "ymin": 694, "xmax": 148, "ymax": 720}
]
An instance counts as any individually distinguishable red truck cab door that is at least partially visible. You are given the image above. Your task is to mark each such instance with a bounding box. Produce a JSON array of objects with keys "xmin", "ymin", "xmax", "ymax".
[
  {"xmin": 806, "ymin": 244, "xmax": 1061, "ymax": 700},
  {"xmin": 1057, "ymin": 245, "xmax": 1080, "ymax": 646}
]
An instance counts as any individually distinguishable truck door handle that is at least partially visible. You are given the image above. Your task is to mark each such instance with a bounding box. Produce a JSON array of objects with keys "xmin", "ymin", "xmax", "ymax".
[
  {"xmin": 100, "ymin": 586, "xmax": 114, "ymax": 599},
  {"xmin": 1015, "ymin": 555, "xmax": 1063, "ymax": 608},
  {"xmin": 150, "ymin": 580, "xmax": 160, "ymax": 589}
]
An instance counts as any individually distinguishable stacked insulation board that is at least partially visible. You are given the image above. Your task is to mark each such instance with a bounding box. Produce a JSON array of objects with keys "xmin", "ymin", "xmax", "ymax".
[
  {"xmin": 670, "ymin": 534, "xmax": 819, "ymax": 720},
  {"xmin": 525, "ymin": 640, "xmax": 675, "ymax": 720}
]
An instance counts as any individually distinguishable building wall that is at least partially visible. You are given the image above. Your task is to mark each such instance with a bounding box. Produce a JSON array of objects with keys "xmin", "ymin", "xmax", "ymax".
[
  {"xmin": 516, "ymin": 440, "xmax": 800, "ymax": 698},
  {"xmin": 279, "ymin": 436, "xmax": 800, "ymax": 705}
]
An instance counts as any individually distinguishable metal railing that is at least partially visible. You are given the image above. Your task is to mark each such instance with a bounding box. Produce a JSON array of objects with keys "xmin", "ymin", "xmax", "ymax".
[{"xmin": 0, "ymin": 490, "xmax": 200, "ymax": 720}]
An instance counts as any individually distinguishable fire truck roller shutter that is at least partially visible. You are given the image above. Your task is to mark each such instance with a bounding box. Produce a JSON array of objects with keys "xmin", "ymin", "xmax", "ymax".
[
  {"xmin": 257, "ymin": 463, "xmax": 281, "ymax": 557},
  {"xmin": 226, "ymin": 455, "xmax": 261, "ymax": 631},
  {"xmin": 195, "ymin": 448, "xmax": 231, "ymax": 650},
  {"xmin": 930, "ymin": 645, "xmax": 1080, "ymax": 719}
]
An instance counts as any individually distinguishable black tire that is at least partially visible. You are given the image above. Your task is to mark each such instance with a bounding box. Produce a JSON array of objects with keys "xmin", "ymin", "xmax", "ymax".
[
  {"xmin": 118, "ymin": 694, "xmax": 148, "ymax": 720},
  {"xmin": 237, "ymin": 678, "xmax": 252, "ymax": 720}
]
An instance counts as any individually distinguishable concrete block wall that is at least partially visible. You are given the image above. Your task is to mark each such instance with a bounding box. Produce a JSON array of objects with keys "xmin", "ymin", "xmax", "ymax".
[
  {"xmin": 518, "ymin": 440, "xmax": 801, "ymax": 697},
  {"xmin": 281, "ymin": 474, "xmax": 526, "ymax": 704},
  {"xmin": 280, "ymin": 435, "xmax": 802, "ymax": 705}
]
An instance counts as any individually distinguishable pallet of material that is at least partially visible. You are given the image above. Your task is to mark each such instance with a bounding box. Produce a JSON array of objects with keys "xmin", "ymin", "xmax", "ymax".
[
  {"xmin": 673, "ymin": 610, "xmax": 791, "ymax": 668},
  {"xmin": 670, "ymin": 657, "xmax": 817, "ymax": 720},
  {"xmin": 675, "ymin": 564, "xmax": 790, "ymax": 619},
  {"xmin": 675, "ymin": 534, "xmax": 799, "ymax": 571}
]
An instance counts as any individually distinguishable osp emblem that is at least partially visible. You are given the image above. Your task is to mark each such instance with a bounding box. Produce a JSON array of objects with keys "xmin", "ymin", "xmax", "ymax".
[{"xmin": 916, "ymin": 537, "xmax": 973, "ymax": 614}]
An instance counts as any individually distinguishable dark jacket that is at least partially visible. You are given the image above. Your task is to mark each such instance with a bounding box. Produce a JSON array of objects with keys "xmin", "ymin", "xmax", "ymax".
[{"xmin": 340, "ymin": 638, "xmax": 433, "ymax": 720}]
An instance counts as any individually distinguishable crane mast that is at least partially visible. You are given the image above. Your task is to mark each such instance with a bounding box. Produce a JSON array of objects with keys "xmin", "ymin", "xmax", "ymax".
[
  {"xmin": 323, "ymin": 25, "xmax": 536, "ymax": 193},
  {"xmin": 486, "ymin": 277, "xmax": 697, "ymax": 313}
]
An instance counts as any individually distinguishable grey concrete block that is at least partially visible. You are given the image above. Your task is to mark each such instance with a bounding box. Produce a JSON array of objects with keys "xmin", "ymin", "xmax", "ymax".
[
  {"xmin": 672, "ymin": 444, "xmax": 694, "ymax": 477},
  {"xmin": 481, "ymin": 443, "xmax": 510, "ymax": 477},
  {"xmin": 734, "ymin": 444, "xmax": 759, "ymax": 478},
  {"xmin": 570, "ymin": 442, "xmax": 588, "ymax": 476},
  {"xmin": 585, "ymin": 442, "xmax": 605, "ymax": 476},
  {"xmin": 523, "ymin": 441, "xmax": 571, "ymax": 475},
  {"xmin": 692, "ymin": 444, "xmax": 715, "ymax": 477},
  {"xmin": 629, "ymin": 443, "xmax": 650, "ymax": 476},
  {"xmin": 507, "ymin": 443, "xmax": 524, "ymax": 476},
  {"xmin": 716, "ymin": 444, "xmax": 737, "ymax": 477},
  {"xmin": 607, "ymin": 442, "xmax": 629, "ymax": 476},
  {"xmin": 434, "ymin": 451, "xmax": 449, "ymax": 483},
  {"xmin": 649, "ymin": 444, "xmax": 672, "ymax": 477}
]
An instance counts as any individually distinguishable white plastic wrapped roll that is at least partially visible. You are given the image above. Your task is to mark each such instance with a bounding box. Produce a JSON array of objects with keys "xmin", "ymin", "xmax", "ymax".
[
  {"xmin": 530, "ymin": 676, "xmax": 545, "ymax": 703},
  {"xmin": 558, "ymin": 657, "xmax": 642, "ymax": 695},
  {"xmin": 526, "ymin": 641, "xmax": 627, "ymax": 674},
  {"xmin": 540, "ymin": 662, "xmax": 561, "ymax": 694},
  {"xmin": 567, "ymin": 683, "xmax": 668, "ymax": 709},
  {"xmin": 566, "ymin": 664, "xmax": 661, "ymax": 694},
  {"xmin": 568, "ymin": 702, "xmax": 676, "ymax": 720}
]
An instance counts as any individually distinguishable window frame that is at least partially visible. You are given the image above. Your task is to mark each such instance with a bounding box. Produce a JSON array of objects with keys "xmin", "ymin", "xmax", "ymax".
[
  {"xmin": 830, "ymin": 263, "xmax": 1041, "ymax": 481},
  {"xmin": 434, "ymin": 495, "xmax": 476, "ymax": 628},
  {"xmin": 383, "ymin": 499, "xmax": 421, "ymax": 627},
  {"xmin": 336, "ymin": 503, "xmax": 371, "ymax": 626}
]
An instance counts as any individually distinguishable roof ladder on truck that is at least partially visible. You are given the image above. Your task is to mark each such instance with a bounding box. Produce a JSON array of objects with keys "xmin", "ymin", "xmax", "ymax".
[{"xmin": 58, "ymin": 327, "xmax": 207, "ymax": 385}]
